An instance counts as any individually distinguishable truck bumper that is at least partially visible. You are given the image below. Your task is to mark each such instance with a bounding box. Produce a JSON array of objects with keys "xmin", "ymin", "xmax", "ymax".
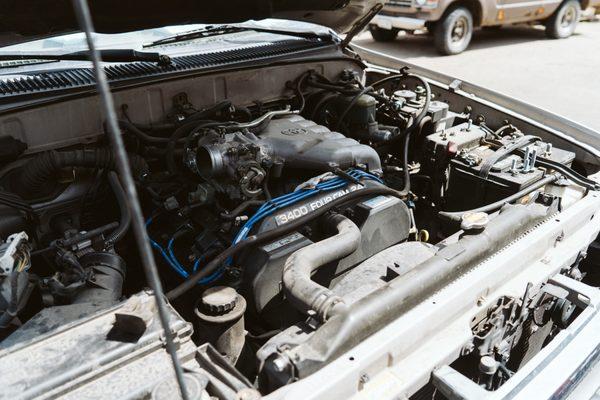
[{"xmin": 370, "ymin": 14, "xmax": 426, "ymax": 31}]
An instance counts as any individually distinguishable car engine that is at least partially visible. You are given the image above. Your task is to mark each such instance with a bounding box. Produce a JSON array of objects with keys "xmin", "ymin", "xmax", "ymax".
[{"xmin": 0, "ymin": 66, "xmax": 598, "ymax": 399}]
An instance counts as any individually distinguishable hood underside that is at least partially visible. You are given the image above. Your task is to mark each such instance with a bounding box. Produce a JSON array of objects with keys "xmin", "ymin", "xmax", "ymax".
[{"xmin": 0, "ymin": 0, "xmax": 380, "ymax": 46}]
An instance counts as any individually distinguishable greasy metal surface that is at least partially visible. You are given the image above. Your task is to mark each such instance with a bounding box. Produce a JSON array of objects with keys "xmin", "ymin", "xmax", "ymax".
[
  {"xmin": 356, "ymin": 47, "xmax": 600, "ymax": 167},
  {"xmin": 0, "ymin": 58, "xmax": 360, "ymax": 154},
  {"xmin": 0, "ymin": 291, "xmax": 193, "ymax": 400}
]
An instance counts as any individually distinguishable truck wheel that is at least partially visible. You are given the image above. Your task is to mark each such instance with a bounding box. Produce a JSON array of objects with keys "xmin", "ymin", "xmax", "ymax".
[
  {"xmin": 545, "ymin": 0, "xmax": 580, "ymax": 39},
  {"xmin": 434, "ymin": 7, "xmax": 473, "ymax": 55},
  {"xmin": 369, "ymin": 25, "xmax": 400, "ymax": 42}
]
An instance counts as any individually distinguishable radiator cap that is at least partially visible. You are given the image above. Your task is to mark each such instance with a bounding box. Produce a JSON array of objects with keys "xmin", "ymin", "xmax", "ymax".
[{"xmin": 461, "ymin": 211, "xmax": 489, "ymax": 232}]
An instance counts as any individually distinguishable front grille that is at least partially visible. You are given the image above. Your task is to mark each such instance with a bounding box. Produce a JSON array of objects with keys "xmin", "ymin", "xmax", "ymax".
[{"xmin": 387, "ymin": 0, "xmax": 413, "ymax": 7}]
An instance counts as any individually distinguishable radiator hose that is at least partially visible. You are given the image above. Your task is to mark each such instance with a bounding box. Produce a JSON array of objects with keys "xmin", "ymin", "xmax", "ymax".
[{"xmin": 283, "ymin": 214, "xmax": 360, "ymax": 321}]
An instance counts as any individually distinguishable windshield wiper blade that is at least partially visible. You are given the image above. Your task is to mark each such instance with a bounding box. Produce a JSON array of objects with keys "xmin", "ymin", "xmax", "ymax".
[
  {"xmin": 144, "ymin": 25, "xmax": 332, "ymax": 48},
  {"xmin": 0, "ymin": 49, "xmax": 171, "ymax": 66}
]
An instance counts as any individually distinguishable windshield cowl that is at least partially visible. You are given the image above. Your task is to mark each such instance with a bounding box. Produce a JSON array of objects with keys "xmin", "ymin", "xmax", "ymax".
[{"xmin": 0, "ymin": 20, "xmax": 337, "ymax": 74}]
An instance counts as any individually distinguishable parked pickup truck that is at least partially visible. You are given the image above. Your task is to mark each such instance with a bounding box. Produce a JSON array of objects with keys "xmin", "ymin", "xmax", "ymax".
[{"xmin": 369, "ymin": 0, "xmax": 599, "ymax": 54}]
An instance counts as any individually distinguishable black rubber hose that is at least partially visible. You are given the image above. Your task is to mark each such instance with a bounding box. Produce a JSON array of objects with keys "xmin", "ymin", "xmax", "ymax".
[
  {"xmin": 0, "ymin": 272, "xmax": 19, "ymax": 329},
  {"xmin": 120, "ymin": 100, "xmax": 234, "ymax": 142},
  {"xmin": 516, "ymin": 150, "xmax": 600, "ymax": 190},
  {"xmin": 220, "ymin": 200, "xmax": 264, "ymax": 221},
  {"xmin": 309, "ymin": 92, "xmax": 338, "ymax": 120},
  {"xmin": 247, "ymin": 329, "xmax": 281, "ymax": 341},
  {"xmin": 371, "ymin": 74, "xmax": 431, "ymax": 140},
  {"xmin": 306, "ymin": 80, "xmax": 364, "ymax": 96},
  {"xmin": 478, "ymin": 135, "xmax": 540, "ymax": 180},
  {"xmin": 12, "ymin": 149, "xmax": 148, "ymax": 199},
  {"xmin": 119, "ymin": 120, "xmax": 181, "ymax": 144},
  {"xmin": 482, "ymin": 137, "xmax": 600, "ymax": 191},
  {"xmin": 167, "ymin": 184, "xmax": 408, "ymax": 300},
  {"xmin": 105, "ymin": 172, "xmax": 131, "ymax": 247},
  {"xmin": 374, "ymin": 74, "xmax": 432, "ymax": 196},
  {"xmin": 333, "ymin": 86, "xmax": 372, "ymax": 131},
  {"xmin": 438, "ymin": 173, "xmax": 559, "ymax": 223},
  {"xmin": 165, "ymin": 121, "xmax": 205, "ymax": 175},
  {"xmin": 190, "ymin": 100, "xmax": 232, "ymax": 121}
]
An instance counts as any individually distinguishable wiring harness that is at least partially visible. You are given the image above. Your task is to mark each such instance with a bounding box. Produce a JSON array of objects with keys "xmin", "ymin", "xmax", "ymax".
[{"xmin": 148, "ymin": 168, "xmax": 383, "ymax": 285}]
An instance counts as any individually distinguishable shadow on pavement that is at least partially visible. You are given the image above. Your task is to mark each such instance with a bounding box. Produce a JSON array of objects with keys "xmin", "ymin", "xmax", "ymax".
[{"xmin": 354, "ymin": 25, "xmax": 581, "ymax": 57}]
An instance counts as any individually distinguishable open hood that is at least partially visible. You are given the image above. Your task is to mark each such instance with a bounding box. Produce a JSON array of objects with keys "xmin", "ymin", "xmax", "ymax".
[{"xmin": 0, "ymin": 0, "xmax": 382, "ymax": 46}]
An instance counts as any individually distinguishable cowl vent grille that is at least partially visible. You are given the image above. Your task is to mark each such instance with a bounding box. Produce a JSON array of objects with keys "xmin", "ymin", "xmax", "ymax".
[{"xmin": 0, "ymin": 39, "xmax": 328, "ymax": 96}]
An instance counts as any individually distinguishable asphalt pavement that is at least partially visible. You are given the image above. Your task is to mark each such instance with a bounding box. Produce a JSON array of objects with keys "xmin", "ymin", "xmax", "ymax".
[{"xmin": 354, "ymin": 21, "xmax": 600, "ymax": 132}]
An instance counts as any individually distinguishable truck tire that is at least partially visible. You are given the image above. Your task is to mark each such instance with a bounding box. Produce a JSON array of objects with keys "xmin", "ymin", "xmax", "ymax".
[
  {"xmin": 434, "ymin": 7, "xmax": 473, "ymax": 55},
  {"xmin": 545, "ymin": 0, "xmax": 580, "ymax": 39},
  {"xmin": 369, "ymin": 25, "xmax": 399, "ymax": 42}
]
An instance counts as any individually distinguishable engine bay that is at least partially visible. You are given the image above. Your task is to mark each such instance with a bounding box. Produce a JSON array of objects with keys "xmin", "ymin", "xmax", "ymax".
[{"xmin": 0, "ymin": 63, "xmax": 599, "ymax": 399}]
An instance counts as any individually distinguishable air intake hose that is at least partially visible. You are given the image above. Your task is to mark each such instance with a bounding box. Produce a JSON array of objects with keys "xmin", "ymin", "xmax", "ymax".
[{"xmin": 11, "ymin": 148, "xmax": 148, "ymax": 199}]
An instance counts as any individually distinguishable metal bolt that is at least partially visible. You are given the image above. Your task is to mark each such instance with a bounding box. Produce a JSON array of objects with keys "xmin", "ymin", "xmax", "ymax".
[
  {"xmin": 523, "ymin": 147, "xmax": 532, "ymax": 172},
  {"xmin": 461, "ymin": 342, "xmax": 475, "ymax": 355},
  {"xmin": 359, "ymin": 374, "xmax": 370, "ymax": 385},
  {"xmin": 510, "ymin": 158, "xmax": 519, "ymax": 175},
  {"xmin": 272, "ymin": 356, "xmax": 288, "ymax": 372},
  {"xmin": 530, "ymin": 148, "xmax": 538, "ymax": 169},
  {"xmin": 545, "ymin": 142, "xmax": 553, "ymax": 156}
]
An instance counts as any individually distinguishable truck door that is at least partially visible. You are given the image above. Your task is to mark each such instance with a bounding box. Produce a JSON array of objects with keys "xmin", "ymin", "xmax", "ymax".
[{"xmin": 496, "ymin": 0, "xmax": 561, "ymax": 24}]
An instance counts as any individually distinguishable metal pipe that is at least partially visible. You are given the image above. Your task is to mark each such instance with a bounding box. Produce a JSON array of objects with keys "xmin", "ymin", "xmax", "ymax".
[
  {"xmin": 224, "ymin": 107, "xmax": 293, "ymax": 132},
  {"xmin": 283, "ymin": 214, "xmax": 360, "ymax": 321},
  {"xmin": 70, "ymin": 0, "xmax": 189, "ymax": 398}
]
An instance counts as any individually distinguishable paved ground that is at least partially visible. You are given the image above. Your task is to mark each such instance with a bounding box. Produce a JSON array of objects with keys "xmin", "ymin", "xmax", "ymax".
[{"xmin": 354, "ymin": 21, "xmax": 600, "ymax": 132}]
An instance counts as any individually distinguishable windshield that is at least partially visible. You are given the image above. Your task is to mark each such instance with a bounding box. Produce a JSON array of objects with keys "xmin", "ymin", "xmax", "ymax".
[
  {"xmin": 1, "ymin": 24, "xmax": 206, "ymax": 52},
  {"xmin": 0, "ymin": 19, "xmax": 333, "ymax": 72},
  {"xmin": 0, "ymin": 19, "xmax": 332, "ymax": 54}
]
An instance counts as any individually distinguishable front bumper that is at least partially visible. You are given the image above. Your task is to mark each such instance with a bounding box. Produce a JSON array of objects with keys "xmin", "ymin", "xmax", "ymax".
[{"xmin": 370, "ymin": 14, "xmax": 426, "ymax": 31}]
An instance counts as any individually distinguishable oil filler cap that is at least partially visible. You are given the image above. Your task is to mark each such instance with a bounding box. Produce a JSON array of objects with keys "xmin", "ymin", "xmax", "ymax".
[
  {"xmin": 460, "ymin": 211, "xmax": 489, "ymax": 232},
  {"xmin": 201, "ymin": 286, "xmax": 238, "ymax": 315}
]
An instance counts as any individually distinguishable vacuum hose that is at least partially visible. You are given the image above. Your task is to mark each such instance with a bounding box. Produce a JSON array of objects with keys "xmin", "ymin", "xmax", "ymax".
[{"xmin": 105, "ymin": 172, "xmax": 131, "ymax": 247}]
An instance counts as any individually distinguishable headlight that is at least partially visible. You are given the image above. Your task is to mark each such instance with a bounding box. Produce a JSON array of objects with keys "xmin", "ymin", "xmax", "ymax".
[{"xmin": 414, "ymin": 0, "xmax": 427, "ymax": 6}]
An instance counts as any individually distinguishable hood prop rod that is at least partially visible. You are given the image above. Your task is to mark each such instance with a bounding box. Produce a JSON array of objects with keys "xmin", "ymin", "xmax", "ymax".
[
  {"xmin": 341, "ymin": 3, "xmax": 384, "ymax": 48},
  {"xmin": 70, "ymin": 0, "xmax": 189, "ymax": 399}
]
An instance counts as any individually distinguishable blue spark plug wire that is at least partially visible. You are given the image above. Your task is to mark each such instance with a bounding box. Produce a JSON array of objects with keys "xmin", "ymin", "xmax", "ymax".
[{"xmin": 146, "ymin": 168, "xmax": 382, "ymax": 285}]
